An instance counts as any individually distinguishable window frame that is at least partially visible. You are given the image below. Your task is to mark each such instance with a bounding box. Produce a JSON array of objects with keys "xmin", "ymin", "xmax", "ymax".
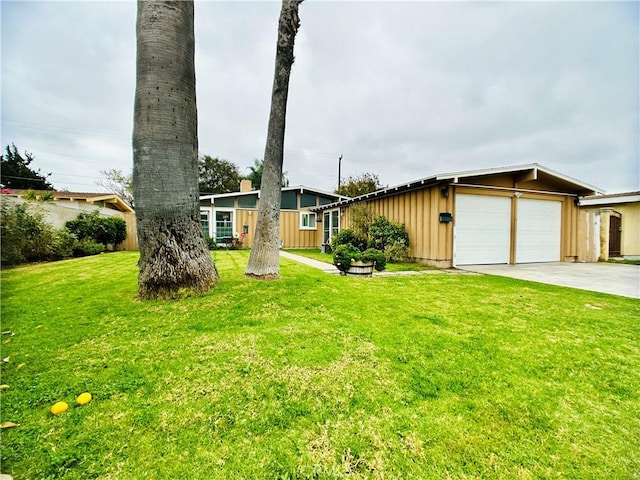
[{"xmin": 299, "ymin": 211, "xmax": 317, "ymax": 230}]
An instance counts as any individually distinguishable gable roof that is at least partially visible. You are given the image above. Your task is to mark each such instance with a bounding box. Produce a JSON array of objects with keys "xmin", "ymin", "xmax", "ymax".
[
  {"xmin": 311, "ymin": 163, "xmax": 602, "ymax": 211},
  {"xmin": 2, "ymin": 189, "xmax": 134, "ymax": 213}
]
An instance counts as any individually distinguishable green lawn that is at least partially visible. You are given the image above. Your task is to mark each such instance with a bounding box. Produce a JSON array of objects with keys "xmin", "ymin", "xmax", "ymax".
[{"xmin": 1, "ymin": 251, "xmax": 639, "ymax": 479}]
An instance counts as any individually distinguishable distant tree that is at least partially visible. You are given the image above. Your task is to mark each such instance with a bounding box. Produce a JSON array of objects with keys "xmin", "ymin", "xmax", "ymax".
[
  {"xmin": 133, "ymin": 0, "xmax": 218, "ymax": 299},
  {"xmin": 244, "ymin": 158, "xmax": 289, "ymax": 190},
  {"xmin": 199, "ymin": 156, "xmax": 242, "ymax": 194},
  {"xmin": 246, "ymin": 0, "xmax": 303, "ymax": 279},
  {"xmin": 335, "ymin": 172, "xmax": 383, "ymax": 197},
  {"xmin": 1, "ymin": 144, "xmax": 53, "ymax": 190},
  {"xmin": 97, "ymin": 169, "xmax": 134, "ymax": 207}
]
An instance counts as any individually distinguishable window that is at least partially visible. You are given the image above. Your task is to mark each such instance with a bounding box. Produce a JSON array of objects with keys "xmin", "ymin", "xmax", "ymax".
[
  {"xmin": 214, "ymin": 210, "xmax": 234, "ymax": 243},
  {"xmin": 200, "ymin": 211, "xmax": 210, "ymax": 237},
  {"xmin": 300, "ymin": 212, "xmax": 317, "ymax": 230}
]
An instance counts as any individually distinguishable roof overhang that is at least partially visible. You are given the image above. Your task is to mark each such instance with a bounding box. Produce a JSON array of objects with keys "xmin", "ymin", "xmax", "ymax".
[
  {"xmin": 311, "ymin": 163, "xmax": 603, "ymax": 212},
  {"xmin": 579, "ymin": 191, "xmax": 640, "ymax": 207},
  {"xmin": 55, "ymin": 193, "xmax": 134, "ymax": 213},
  {"xmin": 200, "ymin": 185, "xmax": 349, "ymax": 204}
]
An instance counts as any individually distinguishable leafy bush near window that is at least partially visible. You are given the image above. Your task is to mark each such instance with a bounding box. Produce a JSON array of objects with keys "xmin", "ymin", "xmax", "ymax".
[
  {"xmin": 204, "ymin": 234, "xmax": 218, "ymax": 251},
  {"xmin": 65, "ymin": 210, "xmax": 127, "ymax": 249},
  {"xmin": 330, "ymin": 229, "xmax": 367, "ymax": 252}
]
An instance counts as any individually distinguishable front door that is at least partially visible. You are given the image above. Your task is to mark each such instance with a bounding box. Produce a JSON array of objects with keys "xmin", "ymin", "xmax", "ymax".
[
  {"xmin": 609, "ymin": 215, "xmax": 621, "ymax": 257},
  {"xmin": 323, "ymin": 209, "xmax": 340, "ymax": 244}
]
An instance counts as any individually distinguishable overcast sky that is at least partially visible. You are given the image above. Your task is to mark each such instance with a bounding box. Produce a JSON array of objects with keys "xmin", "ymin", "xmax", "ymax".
[{"xmin": 2, "ymin": 1, "xmax": 638, "ymax": 195}]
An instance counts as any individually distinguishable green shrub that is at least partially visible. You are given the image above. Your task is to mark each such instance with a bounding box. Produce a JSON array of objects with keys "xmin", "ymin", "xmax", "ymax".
[
  {"xmin": 368, "ymin": 217, "xmax": 409, "ymax": 254},
  {"xmin": 0, "ymin": 201, "xmax": 107, "ymax": 267},
  {"xmin": 361, "ymin": 248, "xmax": 387, "ymax": 271},
  {"xmin": 332, "ymin": 244, "xmax": 386, "ymax": 273},
  {"xmin": 204, "ymin": 235, "xmax": 217, "ymax": 251},
  {"xmin": 330, "ymin": 229, "xmax": 367, "ymax": 251},
  {"xmin": 73, "ymin": 238, "xmax": 105, "ymax": 257},
  {"xmin": 332, "ymin": 244, "xmax": 361, "ymax": 273},
  {"xmin": 384, "ymin": 239, "xmax": 410, "ymax": 263},
  {"xmin": 1, "ymin": 202, "xmax": 58, "ymax": 266},
  {"xmin": 50, "ymin": 229, "xmax": 77, "ymax": 260},
  {"xmin": 66, "ymin": 210, "xmax": 126, "ymax": 249}
]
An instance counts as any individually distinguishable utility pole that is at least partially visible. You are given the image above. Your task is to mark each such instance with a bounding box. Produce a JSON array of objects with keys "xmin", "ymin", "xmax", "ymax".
[{"xmin": 337, "ymin": 154, "xmax": 342, "ymax": 191}]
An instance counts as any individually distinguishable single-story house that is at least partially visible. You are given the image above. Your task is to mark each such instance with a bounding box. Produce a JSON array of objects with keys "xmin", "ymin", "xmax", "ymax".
[
  {"xmin": 578, "ymin": 191, "xmax": 640, "ymax": 261},
  {"xmin": 199, "ymin": 180, "xmax": 348, "ymax": 248},
  {"xmin": 1, "ymin": 189, "xmax": 138, "ymax": 250},
  {"xmin": 311, "ymin": 164, "xmax": 602, "ymax": 267}
]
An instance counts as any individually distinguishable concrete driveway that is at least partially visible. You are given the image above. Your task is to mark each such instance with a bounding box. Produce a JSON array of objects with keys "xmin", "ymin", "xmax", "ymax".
[{"xmin": 457, "ymin": 262, "xmax": 640, "ymax": 299}]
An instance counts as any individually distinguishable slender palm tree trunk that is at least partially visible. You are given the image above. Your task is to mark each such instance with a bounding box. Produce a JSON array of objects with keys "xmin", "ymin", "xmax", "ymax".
[
  {"xmin": 133, "ymin": 0, "xmax": 217, "ymax": 299},
  {"xmin": 246, "ymin": 0, "xmax": 303, "ymax": 279}
]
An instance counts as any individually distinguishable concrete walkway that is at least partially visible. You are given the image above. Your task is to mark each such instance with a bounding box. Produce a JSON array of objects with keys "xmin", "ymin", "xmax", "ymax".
[
  {"xmin": 279, "ymin": 251, "xmax": 460, "ymax": 277},
  {"xmin": 458, "ymin": 262, "xmax": 640, "ymax": 299},
  {"xmin": 279, "ymin": 251, "xmax": 340, "ymax": 274}
]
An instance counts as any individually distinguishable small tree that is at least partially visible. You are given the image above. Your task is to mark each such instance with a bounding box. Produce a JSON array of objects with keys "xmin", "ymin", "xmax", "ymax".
[
  {"xmin": 350, "ymin": 203, "xmax": 377, "ymax": 240},
  {"xmin": 1, "ymin": 144, "xmax": 53, "ymax": 190},
  {"xmin": 336, "ymin": 172, "xmax": 383, "ymax": 197},
  {"xmin": 199, "ymin": 156, "xmax": 243, "ymax": 194}
]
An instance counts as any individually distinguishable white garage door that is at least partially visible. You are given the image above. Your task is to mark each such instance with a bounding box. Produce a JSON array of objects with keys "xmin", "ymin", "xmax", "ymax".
[
  {"xmin": 454, "ymin": 194, "xmax": 511, "ymax": 265},
  {"xmin": 516, "ymin": 199, "xmax": 561, "ymax": 263}
]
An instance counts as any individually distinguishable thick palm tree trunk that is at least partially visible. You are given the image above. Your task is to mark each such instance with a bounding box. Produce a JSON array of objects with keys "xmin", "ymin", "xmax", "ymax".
[
  {"xmin": 246, "ymin": 0, "xmax": 303, "ymax": 279},
  {"xmin": 133, "ymin": 0, "xmax": 217, "ymax": 299}
]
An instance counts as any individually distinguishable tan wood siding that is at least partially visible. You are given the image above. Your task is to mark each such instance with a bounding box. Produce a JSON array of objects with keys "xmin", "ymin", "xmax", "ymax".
[
  {"xmin": 235, "ymin": 209, "xmax": 319, "ymax": 249},
  {"xmin": 338, "ymin": 183, "xmax": 581, "ymax": 267}
]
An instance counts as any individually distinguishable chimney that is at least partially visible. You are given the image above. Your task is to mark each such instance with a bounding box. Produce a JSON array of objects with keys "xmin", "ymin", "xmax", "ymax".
[{"xmin": 240, "ymin": 179, "xmax": 253, "ymax": 192}]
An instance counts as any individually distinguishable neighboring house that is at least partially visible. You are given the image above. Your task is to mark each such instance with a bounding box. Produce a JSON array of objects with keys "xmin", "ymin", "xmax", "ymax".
[
  {"xmin": 579, "ymin": 191, "xmax": 640, "ymax": 261},
  {"xmin": 199, "ymin": 180, "xmax": 348, "ymax": 248},
  {"xmin": 312, "ymin": 164, "xmax": 602, "ymax": 267},
  {"xmin": 1, "ymin": 189, "xmax": 138, "ymax": 250}
]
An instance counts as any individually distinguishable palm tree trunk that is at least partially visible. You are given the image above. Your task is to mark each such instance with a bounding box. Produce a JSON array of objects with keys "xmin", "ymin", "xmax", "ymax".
[
  {"xmin": 133, "ymin": 0, "xmax": 217, "ymax": 299},
  {"xmin": 246, "ymin": 0, "xmax": 303, "ymax": 279}
]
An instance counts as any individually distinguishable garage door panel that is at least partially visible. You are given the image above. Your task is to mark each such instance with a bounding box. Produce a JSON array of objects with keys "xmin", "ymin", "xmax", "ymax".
[
  {"xmin": 516, "ymin": 199, "xmax": 561, "ymax": 263},
  {"xmin": 455, "ymin": 194, "xmax": 511, "ymax": 265}
]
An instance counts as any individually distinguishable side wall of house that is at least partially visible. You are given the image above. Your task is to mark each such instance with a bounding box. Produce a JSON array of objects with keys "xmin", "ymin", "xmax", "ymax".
[
  {"xmin": 1, "ymin": 196, "xmax": 139, "ymax": 250},
  {"xmin": 340, "ymin": 185, "xmax": 454, "ymax": 267},
  {"xmin": 235, "ymin": 209, "xmax": 319, "ymax": 248},
  {"xmin": 338, "ymin": 177, "xmax": 583, "ymax": 267}
]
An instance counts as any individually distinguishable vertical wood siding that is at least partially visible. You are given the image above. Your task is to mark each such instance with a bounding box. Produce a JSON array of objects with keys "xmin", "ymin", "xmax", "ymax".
[{"xmin": 339, "ymin": 183, "xmax": 581, "ymax": 266}]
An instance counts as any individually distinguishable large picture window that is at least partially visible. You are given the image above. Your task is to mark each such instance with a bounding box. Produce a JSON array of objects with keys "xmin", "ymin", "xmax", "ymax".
[
  {"xmin": 214, "ymin": 209, "xmax": 234, "ymax": 243},
  {"xmin": 200, "ymin": 211, "xmax": 210, "ymax": 237},
  {"xmin": 300, "ymin": 212, "xmax": 317, "ymax": 230}
]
